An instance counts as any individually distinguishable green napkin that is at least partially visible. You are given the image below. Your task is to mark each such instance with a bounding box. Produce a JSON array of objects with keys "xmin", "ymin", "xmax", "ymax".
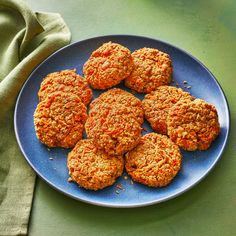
[{"xmin": 0, "ymin": 0, "xmax": 71, "ymax": 235}]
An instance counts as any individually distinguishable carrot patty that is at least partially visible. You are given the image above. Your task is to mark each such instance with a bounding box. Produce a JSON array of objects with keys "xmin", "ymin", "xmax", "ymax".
[
  {"xmin": 167, "ymin": 98, "xmax": 220, "ymax": 151},
  {"xmin": 125, "ymin": 48, "xmax": 172, "ymax": 93},
  {"xmin": 34, "ymin": 92, "xmax": 87, "ymax": 148},
  {"xmin": 83, "ymin": 42, "xmax": 133, "ymax": 89},
  {"xmin": 125, "ymin": 133, "xmax": 182, "ymax": 187},
  {"xmin": 85, "ymin": 88, "xmax": 143, "ymax": 155},
  {"xmin": 67, "ymin": 139, "xmax": 124, "ymax": 191}
]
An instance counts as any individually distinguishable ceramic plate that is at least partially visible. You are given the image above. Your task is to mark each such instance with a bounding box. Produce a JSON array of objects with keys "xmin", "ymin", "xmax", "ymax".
[{"xmin": 14, "ymin": 35, "xmax": 230, "ymax": 207}]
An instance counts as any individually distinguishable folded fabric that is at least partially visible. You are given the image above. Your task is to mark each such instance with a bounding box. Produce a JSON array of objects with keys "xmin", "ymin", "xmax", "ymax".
[{"xmin": 0, "ymin": 0, "xmax": 71, "ymax": 235}]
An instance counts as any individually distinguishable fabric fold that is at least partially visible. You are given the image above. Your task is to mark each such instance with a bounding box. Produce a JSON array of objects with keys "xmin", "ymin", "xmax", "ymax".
[{"xmin": 0, "ymin": 0, "xmax": 71, "ymax": 235}]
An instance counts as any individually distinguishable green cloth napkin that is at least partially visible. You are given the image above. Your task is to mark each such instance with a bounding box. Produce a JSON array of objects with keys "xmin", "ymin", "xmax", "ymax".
[{"xmin": 0, "ymin": 0, "xmax": 71, "ymax": 235}]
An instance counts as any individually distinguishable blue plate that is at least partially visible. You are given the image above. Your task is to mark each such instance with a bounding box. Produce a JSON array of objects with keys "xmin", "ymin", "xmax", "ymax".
[{"xmin": 14, "ymin": 35, "xmax": 230, "ymax": 208}]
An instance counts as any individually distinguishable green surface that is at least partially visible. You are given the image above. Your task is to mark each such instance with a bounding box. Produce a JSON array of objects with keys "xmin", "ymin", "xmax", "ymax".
[{"xmin": 27, "ymin": 0, "xmax": 236, "ymax": 235}]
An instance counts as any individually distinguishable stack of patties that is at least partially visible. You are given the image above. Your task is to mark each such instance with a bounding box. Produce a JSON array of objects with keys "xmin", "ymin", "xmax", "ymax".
[
  {"xmin": 142, "ymin": 85, "xmax": 220, "ymax": 151},
  {"xmin": 34, "ymin": 69, "xmax": 92, "ymax": 148},
  {"xmin": 68, "ymin": 88, "xmax": 144, "ymax": 190}
]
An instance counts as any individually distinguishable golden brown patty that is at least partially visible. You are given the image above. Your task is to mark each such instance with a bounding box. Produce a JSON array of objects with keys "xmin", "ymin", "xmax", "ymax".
[
  {"xmin": 83, "ymin": 42, "xmax": 133, "ymax": 89},
  {"xmin": 34, "ymin": 92, "xmax": 87, "ymax": 148},
  {"xmin": 38, "ymin": 69, "xmax": 92, "ymax": 106},
  {"xmin": 142, "ymin": 86, "xmax": 193, "ymax": 134},
  {"xmin": 67, "ymin": 139, "xmax": 124, "ymax": 191},
  {"xmin": 125, "ymin": 133, "xmax": 182, "ymax": 187},
  {"xmin": 89, "ymin": 88, "xmax": 144, "ymax": 124},
  {"xmin": 125, "ymin": 48, "xmax": 172, "ymax": 93},
  {"xmin": 85, "ymin": 108, "xmax": 142, "ymax": 156},
  {"xmin": 167, "ymin": 98, "xmax": 220, "ymax": 151}
]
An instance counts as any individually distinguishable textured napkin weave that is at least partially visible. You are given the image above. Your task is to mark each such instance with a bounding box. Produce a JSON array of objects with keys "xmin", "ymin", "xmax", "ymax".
[{"xmin": 0, "ymin": 0, "xmax": 71, "ymax": 235}]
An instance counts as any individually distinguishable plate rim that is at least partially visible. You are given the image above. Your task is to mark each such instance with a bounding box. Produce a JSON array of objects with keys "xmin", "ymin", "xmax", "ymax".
[{"xmin": 14, "ymin": 34, "xmax": 231, "ymax": 208}]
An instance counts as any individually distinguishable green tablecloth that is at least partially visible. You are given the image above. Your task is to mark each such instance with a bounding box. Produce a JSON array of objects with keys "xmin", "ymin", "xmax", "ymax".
[{"xmin": 25, "ymin": 0, "xmax": 236, "ymax": 235}]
